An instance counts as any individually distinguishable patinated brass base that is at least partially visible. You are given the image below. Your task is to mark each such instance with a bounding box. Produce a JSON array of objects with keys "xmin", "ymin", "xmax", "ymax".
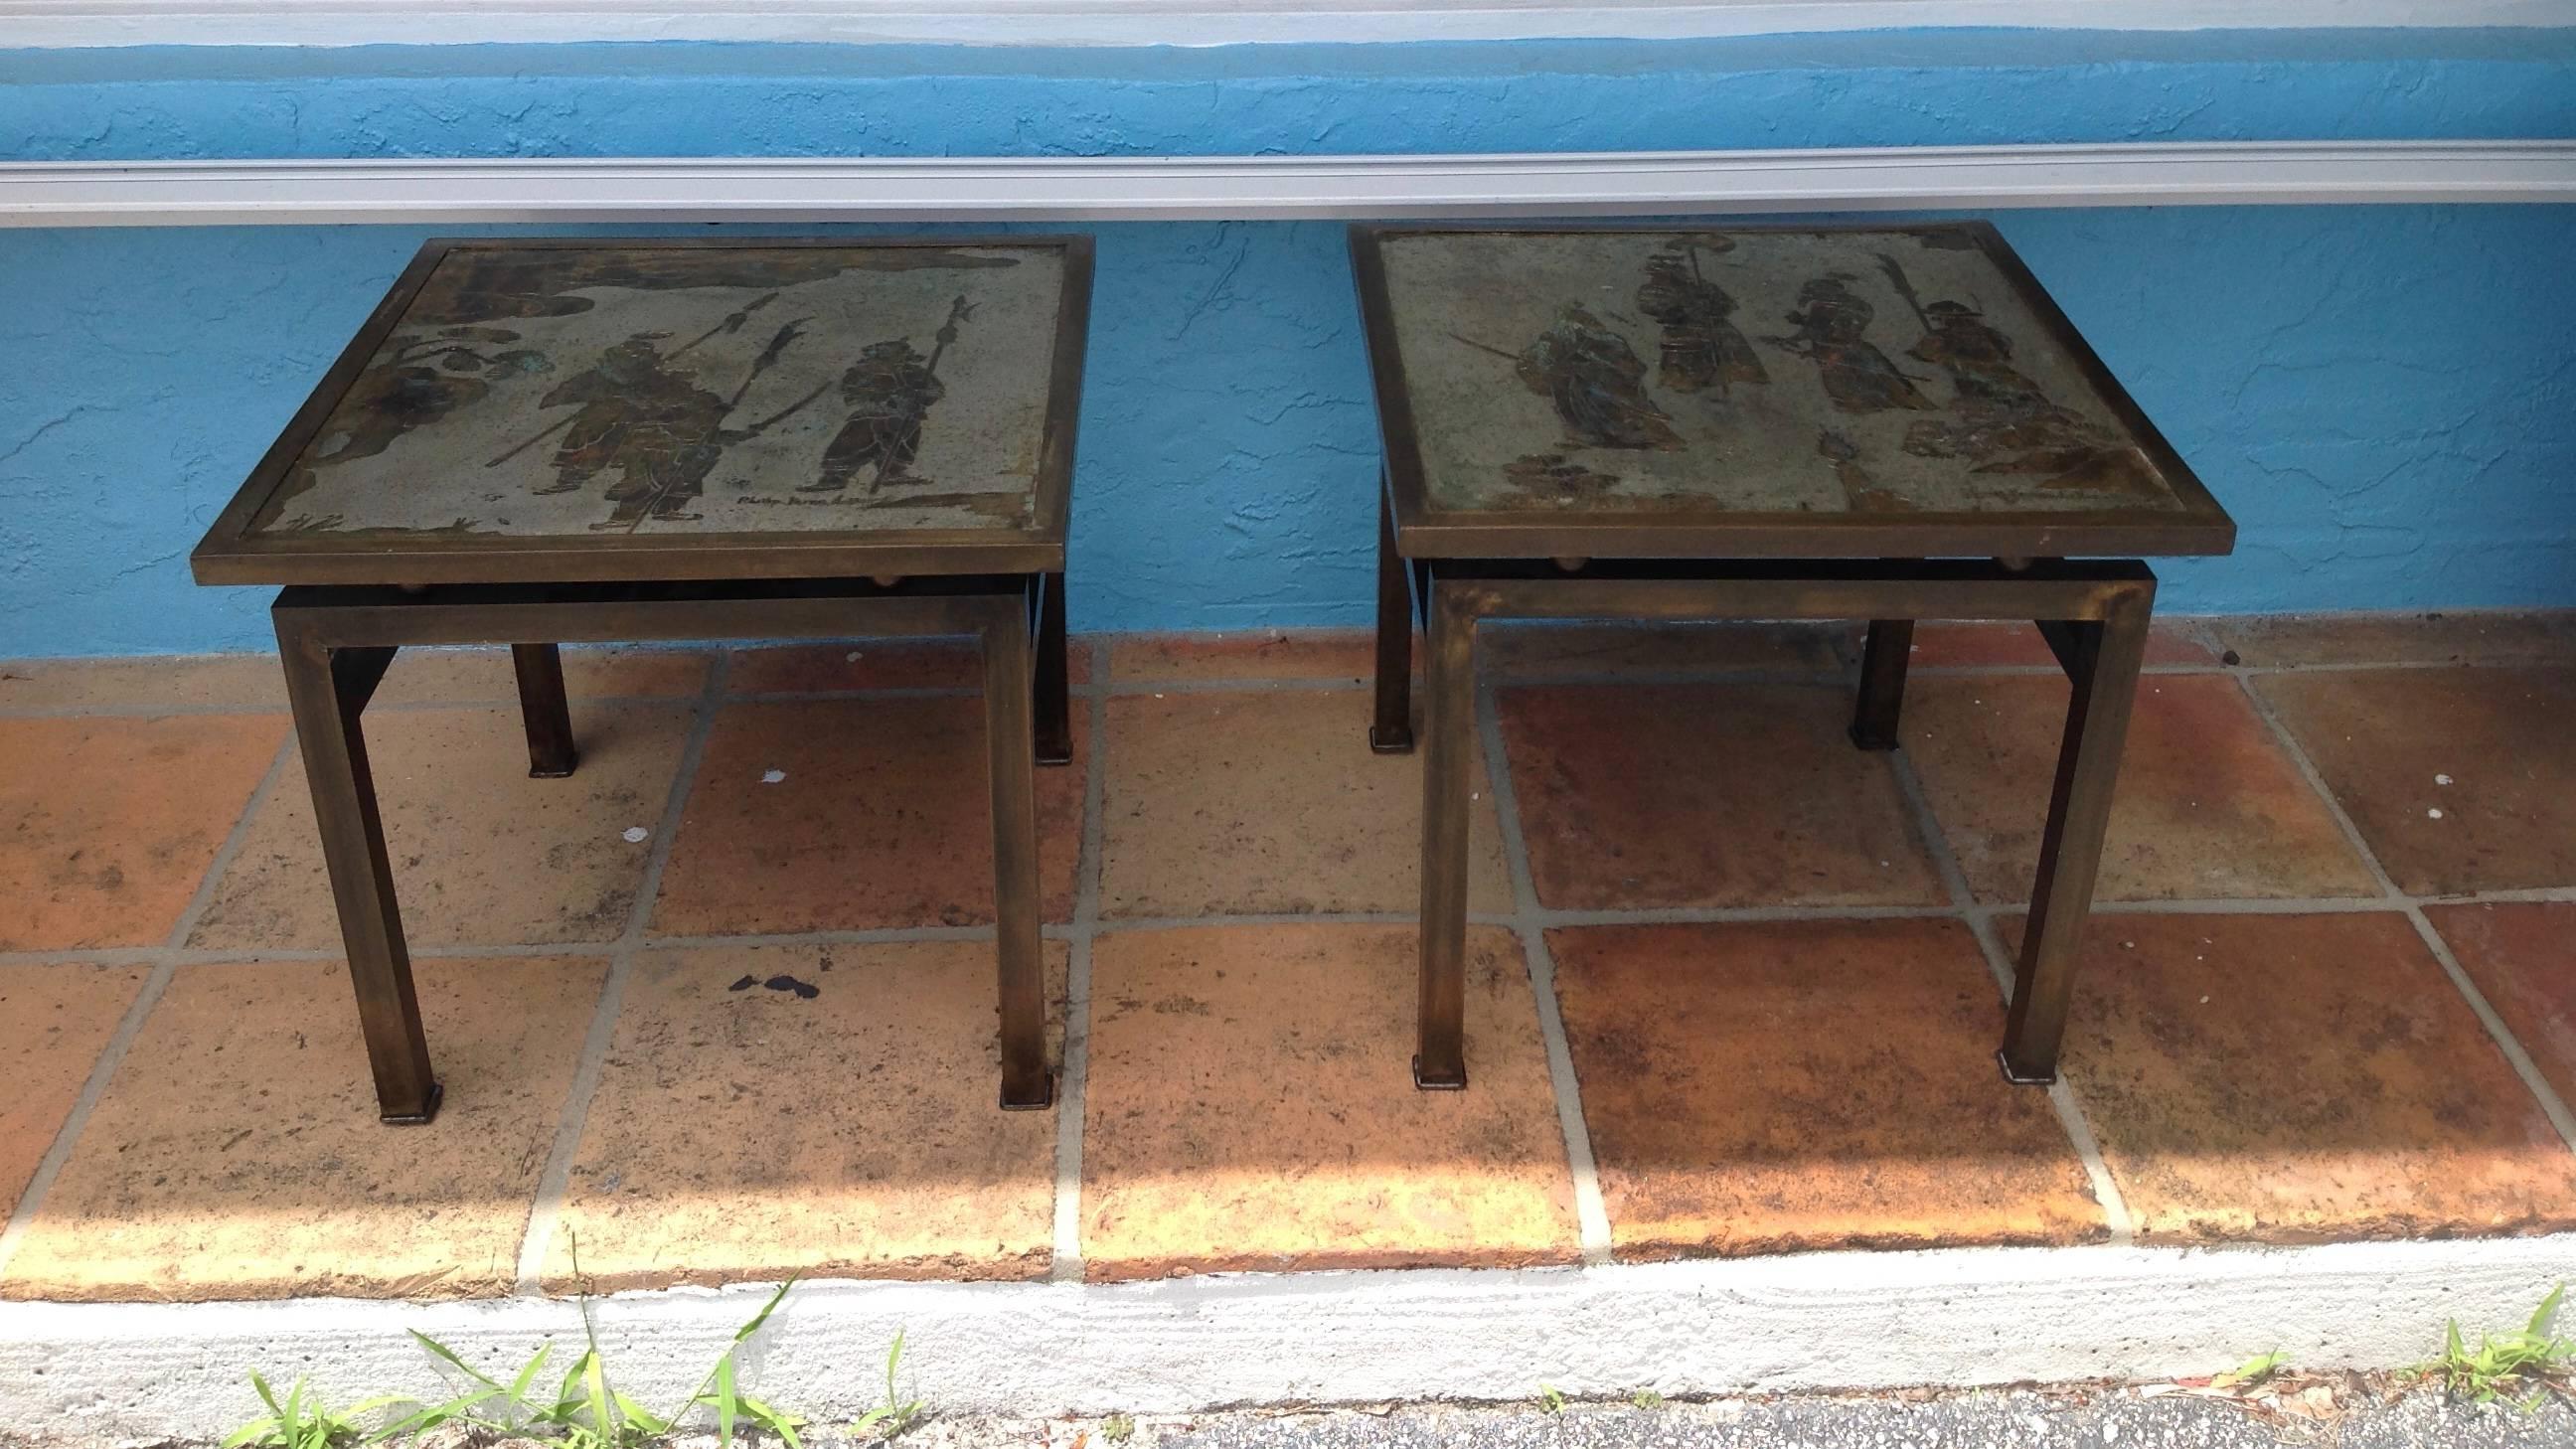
[
  {"xmin": 273, "ymin": 575, "xmax": 1066, "ymax": 1124},
  {"xmin": 1374, "ymin": 498, "xmax": 2156, "ymax": 1092}
]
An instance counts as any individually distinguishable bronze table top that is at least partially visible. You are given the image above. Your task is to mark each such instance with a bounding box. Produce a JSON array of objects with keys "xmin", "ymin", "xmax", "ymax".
[
  {"xmin": 194, "ymin": 236, "xmax": 1093, "ymax": 586},
  {"xmin": 1353, "ymin": 222, "xmax": 2233, "ymax": 562}
]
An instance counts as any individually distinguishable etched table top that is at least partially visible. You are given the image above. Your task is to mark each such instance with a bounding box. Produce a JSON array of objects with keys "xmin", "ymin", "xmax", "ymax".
[
  {"xmin": 1353, "ymin": 223, "xmax": 2232, "ymax": 561},
  {"xmin": 195, "ymin": 237, "xmax": 1092, "ymax": 585}
]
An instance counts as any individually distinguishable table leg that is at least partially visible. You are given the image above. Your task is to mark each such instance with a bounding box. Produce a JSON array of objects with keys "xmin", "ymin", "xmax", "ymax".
[
  {"xmin": 1415, "ymin": 574, "xmax": 1475, "ymax": 1090},
  {"xmin": 511, "ymin": 643, "xmax": 580, "ymax": 779},
  {"xmin": 1035, "ymin": 571, "xmax": 1073, "ymax": 767},
  {"xmin": 275, "ymin": 625, "xmax": 440, "ymax": 1124},
  {"xmin": 1371, "ymin": 479, "xmax": 1415, "ymax": 754},
  {"xmin": 984, "ymin": 587, "xmax": 1054, "ymax": 1111},
  {"xmin": 1849, "ymin": 618, "xmax": 1915, "ymax": 751},
  {"xmin": 1999, "ymin": 585, "xmax": 2154, "ymax": 1084}
]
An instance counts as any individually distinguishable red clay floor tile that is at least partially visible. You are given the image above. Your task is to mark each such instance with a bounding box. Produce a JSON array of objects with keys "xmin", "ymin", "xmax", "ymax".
[
  {"xmin": 1080, "ymin": 923, "xmax": 1578, "ymax": 1280},
  {"xmin": 1499, "ymin": 682, "xmax": 1944, "ymax": 910},
  {"xmin": 2428, "ymin": 902, "xmax": 2576, "ymax": 1111},
  {"xmin": 1551, "ymin": 919, "xmax": 2107, "ymax": 1259},
  {"xmin": 2047, "ymin": 911, "xmax": 2576, "ymax": 1243},
  {"xmin": 2257, "ymin": 668, "xmax": 2576, "ymax": 896},
  {"xmin": 651, "ymin": 697, "xmax": 1086, "ymax": 934},
  {"xmin": 1905, "ymin": 674, "xmax": 2377, "ymax": 903},
  {"xmin": 0, "ymin": 715, "xmax": 286, "ymax": 951}
]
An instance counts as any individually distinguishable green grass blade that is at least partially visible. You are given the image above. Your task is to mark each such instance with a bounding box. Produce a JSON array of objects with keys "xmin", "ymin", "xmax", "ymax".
[
  {"xmin": 408, "ymin": 1329, "xmax": 504, "ymax": 1390},
  {"xmin": 740, "ymin": 1391, "xmax": 805, "ymax": 1449},
  {"xmin": 734, "ymin": 1279, "xmax": 794, "ymax": 1347},
  {"xmin": 714, "ymin": 1358, "xmax": 738, "ymax": 1448}
]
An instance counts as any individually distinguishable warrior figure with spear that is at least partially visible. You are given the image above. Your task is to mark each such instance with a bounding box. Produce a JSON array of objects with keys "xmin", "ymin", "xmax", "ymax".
[
  {"xmin": 1874, "ymin": 251, "xmax": 2152, "ymax": 494},
  {"xmin": 1450, "ymin": 304, "xmax": 1682, "ymax": 453},
  {"xmin": 479, "ymin": 290, "xmax": 820, "ymax": 531},
  {"xmin": 1634, "ymin": 236, "xmax": 1769, "ymax": 399},
  {"xmin": 796, "ymin": 294, "xmax": 975, "ymax": 496}
]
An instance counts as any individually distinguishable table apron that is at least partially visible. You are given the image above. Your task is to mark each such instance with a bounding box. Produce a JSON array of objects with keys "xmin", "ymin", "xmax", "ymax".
[
  {"xmin": 1428, "ymin": 563, "xmax": 2154, "ymax": 624},
  {"xmin": 271, "ymin": 586, "xmax": 1027, "ymax": 650}
]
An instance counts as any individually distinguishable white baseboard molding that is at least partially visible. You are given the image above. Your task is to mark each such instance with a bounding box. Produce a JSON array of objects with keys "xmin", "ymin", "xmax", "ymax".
[
  {"xmin": 3, "ymin": 140, "xmax": 2573, "ymax": 229},
  {"xmin": 6, "ymin": 1235, "xmax": 2575, "ymax": 1437}
]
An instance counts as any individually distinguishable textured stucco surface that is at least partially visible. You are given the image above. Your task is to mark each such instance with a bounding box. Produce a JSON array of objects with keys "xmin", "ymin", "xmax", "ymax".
[{"xmin": 1, "ymin": 31, "xmax": 2572, "ymax": 654}]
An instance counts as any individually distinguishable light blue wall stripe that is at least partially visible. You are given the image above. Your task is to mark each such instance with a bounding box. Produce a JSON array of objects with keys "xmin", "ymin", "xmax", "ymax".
[{"xmin": 3, "ymin": 33, "xmax": 2571, "ymax": 655}]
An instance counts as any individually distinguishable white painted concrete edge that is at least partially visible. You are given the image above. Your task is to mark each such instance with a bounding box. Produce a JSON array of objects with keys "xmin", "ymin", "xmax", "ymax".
[
  {"xmin": 7, "ymin": 1234, "xmax": 2576, "ymax": 1438},
  {"xmin": 8, "ymin": 0, "xmax": 2575, "ymax": 51},
  {"xmin": 5, "ymin": 141, "xmax": 2575, "ymax": 229}
]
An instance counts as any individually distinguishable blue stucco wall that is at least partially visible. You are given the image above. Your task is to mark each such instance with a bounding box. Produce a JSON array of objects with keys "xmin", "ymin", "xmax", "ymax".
[{"xmin": 3, "ymin": 32, "xmax": 2572, "ymax": 655}]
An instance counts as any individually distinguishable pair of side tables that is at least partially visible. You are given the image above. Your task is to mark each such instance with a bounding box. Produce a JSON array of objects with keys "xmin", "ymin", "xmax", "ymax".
[{"xmin": 191, "ymin": 225, "xmax": 2233, "ymax": 1124}]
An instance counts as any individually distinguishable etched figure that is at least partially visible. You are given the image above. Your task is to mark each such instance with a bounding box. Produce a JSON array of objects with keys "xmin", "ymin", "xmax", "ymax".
[
  {"xmin": 314, "ymin": 334, "xmax": 547, "ymax": 467},
  {"xmin": 270, "ymin": 329, "xmax": 552, "ymax": 513},
  {"xmin": 481, "ymin": 301, "xmax": 814, "ymax": 531},
  {"xmin": 531, "ymin": 335, "xmax": 734, "ymax": 529},
  {"xmin": 1633, "ymin": 238, "xmax": 1767, "ymax": 398},
  {"xmin": 1875, "ymin": 254, "xmax": 2159, "ymax": 496},
  {"xmin": 804, "ymin": 340, "xmax": 946, "ymax": 493},
  {"xmin": 1509, "ymin": 305, "xmax": 1683, "ymax": 451},
  {"xmin": 795, "ymin": 296, "xmax": 973, "ymax": 496},
  {"xmin": 1764, "ymin": 276, "xmax": 1935, "ymax": 414}
]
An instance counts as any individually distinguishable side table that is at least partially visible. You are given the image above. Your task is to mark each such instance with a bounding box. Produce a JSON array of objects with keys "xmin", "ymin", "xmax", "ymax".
[
  {"xmin": 1353, "ymin": 222, "xmax": 2235, "ymax": 1091},
  {"xmin": 194, "ymin": 236, "xmax": 1093, "ymax": 1120}
]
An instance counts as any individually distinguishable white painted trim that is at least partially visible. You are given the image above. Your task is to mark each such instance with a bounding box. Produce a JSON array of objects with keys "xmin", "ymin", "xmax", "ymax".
[
  {"xmin": 5, "ymin": 0, "xmax": 2573, "ymax": 49},
  {"xmin": 4, "ymin": 141, "xmax": 2574, "ymax": 228},
  {"xmin": 7, "ymin": 1235, "xmax": 2576, "ymax": 1435}
]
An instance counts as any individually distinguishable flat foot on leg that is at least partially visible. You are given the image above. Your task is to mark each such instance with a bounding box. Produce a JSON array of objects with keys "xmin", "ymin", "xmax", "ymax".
[
  {"xmin": 1370, "ymin": 723, "xmax": 1415, "ymax": 754},
  {"xmin": 378, "ymin": 1079, "xmax": 444, "ymax": 1125},
  {"xmin": 1412, "ymin": 1054, "xmax": 1467, "ymax": 1091},
  {"xmin": 1847, "ymin": 721, "xmax": 1898, "ymax": 752},
  {"xmin": 1995, "ymin": 1048, "xmax": 2055, "ymax": 1087},
  {"xmin": 1000, "ymin": 1072, "xmax": 1055, "ymax": 1111}
]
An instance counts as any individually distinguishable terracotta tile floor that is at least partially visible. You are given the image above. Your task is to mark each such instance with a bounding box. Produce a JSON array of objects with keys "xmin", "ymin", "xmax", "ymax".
[{"xmin": 1, "ymin": 614, "xmax": 2572, "ymax": 1303}]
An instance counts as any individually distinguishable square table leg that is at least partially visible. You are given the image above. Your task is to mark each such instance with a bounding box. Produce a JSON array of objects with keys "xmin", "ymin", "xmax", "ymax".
[
  {"xmin": 511, "ymin": 643, "xmax": 580, "ymax": 779},
  {"xmin": 1413, "ymin": 571, "xmax": 1476, "ymax": 1090},
  {"xmin": 2000, "ymin": 583, "xmax": 2155, "ymax": 1083},
  {"xmin": 1035, "ymin": 571, "xmax": 1073, "ymax": 768},
  {"xmin": 1849, "ymin": 618, "xmax": 1915, "ymax": 751},
  {"xmin": 274, "ymin": 620, "xmax": 441, "ymax": 1125},
  {"xmin": 984, "ymin": 583, "xmax": 1055, "ymax": 1111},
  {"xmin": 1371, "ymin": 479, "xmax": 1416, "ymax": 754}
]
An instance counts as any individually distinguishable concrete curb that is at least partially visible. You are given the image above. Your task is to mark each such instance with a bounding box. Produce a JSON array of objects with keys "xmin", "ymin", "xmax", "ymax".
[{"xmin": 8, "ymin": 1234, "xmax": 2575, "ymax": 1438}]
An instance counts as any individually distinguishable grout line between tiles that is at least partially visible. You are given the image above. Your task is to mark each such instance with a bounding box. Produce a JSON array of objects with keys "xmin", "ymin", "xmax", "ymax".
[
  {"xmin": 1883, "ymin": 734, "xmax": 2138, "ymax": 1245},
  {"xmin": 2230, "ymin": 672, "xmax": 2576, "ymax": 1160},
  {"xmin": 0, "ymin": 733, "xmax": 296, "ymax": 1276},
  {"xmin": 0, "ymin": 958, "xmax": 177, "ymax": 1281},
  {"xmin": 2407, "ymin": 905, "xmax": 2576, "ymax": 1156},
  {"xmin": 1475, "ymin": 675, "xmax": 1614, "ymax": 1267},
  {"xmin": 1050, "ymin": 680, "xmax": 1110, "ymax": 1282},
  {"xmin": 514, "ymin": 653, "xmax": 729, "ymax": 1296},
  {"xmin": 171, "ymin": 732, "xmax": 302, "ymax": 950}
]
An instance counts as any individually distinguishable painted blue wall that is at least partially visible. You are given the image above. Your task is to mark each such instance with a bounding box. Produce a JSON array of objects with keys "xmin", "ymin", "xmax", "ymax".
[{"xmin": 3, "ymin": 32, "xmax": 2572, "ymax": 655}]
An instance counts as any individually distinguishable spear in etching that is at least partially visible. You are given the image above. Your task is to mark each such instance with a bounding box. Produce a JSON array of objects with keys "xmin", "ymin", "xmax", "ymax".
[
  {"xmin": 483, "ymin": 291, "xmax": 784, "ymax": 468},
  {"xmin": 1446, "ymin": 330, "xmax": 1523, "ymax": 365},
  {"xmin": 1874, "ymin": 252, "xmax": 1932, "ymax": 332},
  {"xmin": 742, "ymin": 293, "xmax": 976, "ymax": 435}
]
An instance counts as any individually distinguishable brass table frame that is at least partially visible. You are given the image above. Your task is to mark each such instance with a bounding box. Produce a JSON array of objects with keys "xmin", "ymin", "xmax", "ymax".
[
  {"xmin": 269, "ymin": 577, "xmax": 1065, "ymax": 1124},
  {"xmin": 1371, "ymin": 531, "xmax": 2154, "ymax": 1090},
  {"xmin": 195, "ymin": 235, "xmax": 1095, "ymax": 1123},
  {"xmin": 1350, "ymin": 219, "xmax": 2234, "ymax": 1092}
]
